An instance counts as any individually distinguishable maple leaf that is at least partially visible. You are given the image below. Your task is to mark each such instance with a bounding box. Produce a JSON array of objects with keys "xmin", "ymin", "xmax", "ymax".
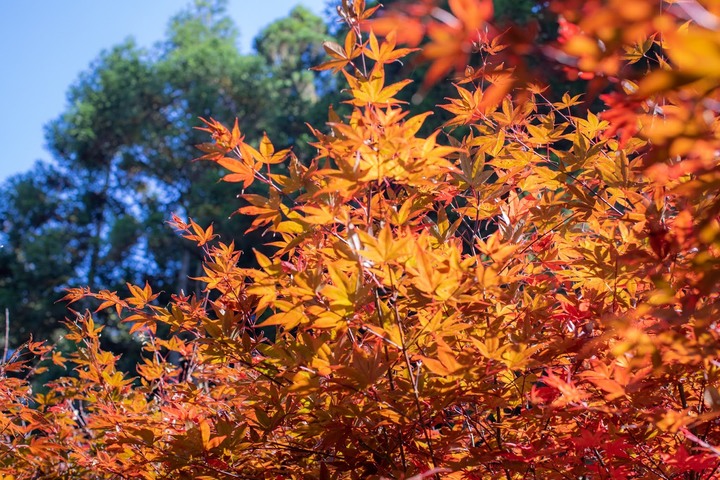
[
  {"xmin": 312, "ymin": 29, "xmax": 363, "ymax": 73},
  {"xmin": 194, "ymin": 117, "xmax": 243, "ymax": 161},
  {"xmin": 599, "ymin": 92, "xmax": 643, "ymax": 147},
  {"xmin": 419, "ymin": 0, "xmax": 494, "ymax": 90},
  {"xmin": 441, "ymin": 74, "xmax": 512, "ymax": 126},
  {"xmin": 342, "ymin": 65, "xmax": 412, "ymax": 106},
  {"xmin": 364, "ymin": 30, "xmax": 417, "ymax": 65},
  {"xmin": 254, "ymin": 132, "xmax": 291, "ymax": 165},
  {"xmin": 215, "ymin": 156, "xmax": 255, "ymax": 188}
]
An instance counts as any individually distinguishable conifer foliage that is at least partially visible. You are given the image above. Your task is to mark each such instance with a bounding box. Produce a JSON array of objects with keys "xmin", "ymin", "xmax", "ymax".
[{"xmin": 3, "ymin": 0, "xmax": 720, "ymax": 478}]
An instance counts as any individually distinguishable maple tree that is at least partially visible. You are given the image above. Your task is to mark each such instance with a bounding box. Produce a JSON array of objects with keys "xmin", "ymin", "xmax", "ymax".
[{"xmin": 3, "ymin": 0, "xmax": 720, "ymax": 478}]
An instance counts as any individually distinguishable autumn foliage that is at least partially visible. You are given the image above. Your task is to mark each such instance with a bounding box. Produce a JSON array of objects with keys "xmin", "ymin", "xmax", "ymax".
[{"xmin": 3, "ymin": 0, "xmax": 720, "ymax": 478}]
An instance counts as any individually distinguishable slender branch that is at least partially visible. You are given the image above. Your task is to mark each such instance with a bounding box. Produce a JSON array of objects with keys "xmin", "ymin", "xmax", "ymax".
[
  {"xmin": 370, "ymin": 181, "xmax": 408, "ymax": 472},
  {"xmin": 612, "ymin": 244, "xmax": 619, "ymax": 314},
  {"xmin": 683, "ymin": 428, "xmax": 720, "ymax": 457},
  {"xmin": 3, "ymin": 308, "xmax": 8, "ymax": 364},
  {"xmin": 387, "ymin": 278, "xmax": 440, "ymax": 477},
  {"xmin": 562, "ymin": 170, "xmax": 625, "ymax": 217},
  {"xmin": 703, "ymin": 461, "xmax": 720, "ymax": 480},
  {"xmin": 678, "ymin": 382, "xmax": 688, "ymax": 409},
  {"xmin": 498, "ymin": 211, "xmax": 580, "ymax": 275}
]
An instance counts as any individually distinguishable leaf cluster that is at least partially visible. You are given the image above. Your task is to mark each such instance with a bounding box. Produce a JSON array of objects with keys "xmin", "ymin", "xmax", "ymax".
[{"xmin": 3, "ymin": 0, "xmax": 720, "ymax": 478}]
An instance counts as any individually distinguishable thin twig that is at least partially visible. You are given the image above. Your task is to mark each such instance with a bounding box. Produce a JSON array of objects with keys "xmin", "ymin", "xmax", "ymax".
[
  {"xmin": 3, "ymin": 308, "xmax": 8, "ymax": 363},
  {"xmin": 388, "ymin": 280, "xmax": 439, "ymax": 478},
  {"xmin": 683, "ymin": 428, "xmax": 720, "ymax": 457}
]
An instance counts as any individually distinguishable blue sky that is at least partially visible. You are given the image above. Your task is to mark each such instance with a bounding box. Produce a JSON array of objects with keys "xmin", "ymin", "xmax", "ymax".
[{"xmin": 0, "ymin": 0, "xmax": 328, "ymax": 182}]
